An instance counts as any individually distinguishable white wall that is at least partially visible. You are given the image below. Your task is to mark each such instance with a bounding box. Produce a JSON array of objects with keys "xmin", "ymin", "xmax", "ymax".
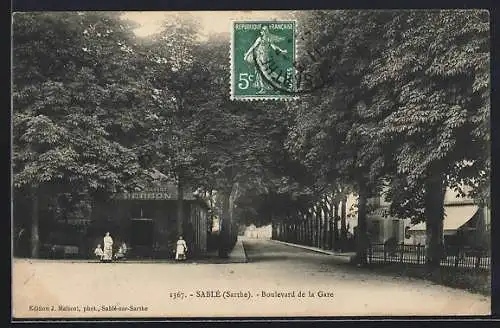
[
  {"xmin": 243, "ymin": 224, "xmax": 272, "ymax": 239},
  {"xmin": 366, "ymin": 217, "xmax": 412, "ymax": 244},
  {"xmin": 407, "ymin": 231, "xmax": 426, "ymax": 245}
]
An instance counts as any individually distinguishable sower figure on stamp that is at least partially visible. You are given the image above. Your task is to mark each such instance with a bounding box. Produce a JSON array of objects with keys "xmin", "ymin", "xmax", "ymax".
[
  {"xmin": 175, "ymin": 236, "xmax": 188, "ymax": 261},
  {"xmin": 244, "ymin": 26, "xmax": 287, "ymax": 94},
  {"xmin": 103, "ymin": 232, "xmax": 113, "ymax": 262}
]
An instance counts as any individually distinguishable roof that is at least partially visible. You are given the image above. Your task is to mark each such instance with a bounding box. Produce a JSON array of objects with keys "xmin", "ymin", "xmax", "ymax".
[{"xmin": 409, "ymin": 205, "xmax": 479, "ymax": 232}]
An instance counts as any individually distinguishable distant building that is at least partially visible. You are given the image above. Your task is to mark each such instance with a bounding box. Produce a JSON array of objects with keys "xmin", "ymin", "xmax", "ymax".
[
  {"xmin": 365, "ymin": 185, "xmax": 490, "ymax": 249},
  {"xmin": 365, "ymin": 193, "xmax": 411, "ymax": 245},
  {"xmin": 243, "ymin": 224, "xmax": 272, "ymax": 239},
  {"xmin": 408, "ymin": 188, "xmax": 490, "ymax": 249}
]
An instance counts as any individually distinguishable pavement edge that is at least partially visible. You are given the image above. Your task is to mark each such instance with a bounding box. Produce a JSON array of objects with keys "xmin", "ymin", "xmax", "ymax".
[{"xmin": 270, "ymin": 239, "xmax": 356, "ymax": 263}]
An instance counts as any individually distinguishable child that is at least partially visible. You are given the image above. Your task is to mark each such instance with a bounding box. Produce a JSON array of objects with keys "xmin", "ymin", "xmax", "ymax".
[
  {"xmin": 94, "ymin": 244, "xmax": 104, "ymax": 262},
  {"xmin": 175, "ymin": 236, "xmax": 187, "ymax": 261},
  {"xmin": 114, "ymin": 243, "xmax": 126, "ymax": 260}
]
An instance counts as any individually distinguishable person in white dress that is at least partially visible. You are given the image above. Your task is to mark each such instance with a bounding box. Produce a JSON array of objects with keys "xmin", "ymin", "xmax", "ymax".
[
  {"xmin": 175, "ymin": 236, "xmax": 187, "ymax": 261},
  {"xmin": 103, "ymin": 232, "xmax": 113, "ymax": 262}
]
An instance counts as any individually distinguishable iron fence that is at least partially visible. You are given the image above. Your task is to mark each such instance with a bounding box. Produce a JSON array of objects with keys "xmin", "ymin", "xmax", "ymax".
[{"xmin": 367, "ymin": 243, "xmax": 490, "ymax": 271}]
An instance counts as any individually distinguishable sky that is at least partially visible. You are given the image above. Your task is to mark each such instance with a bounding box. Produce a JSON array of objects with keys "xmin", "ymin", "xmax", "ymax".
[{"xmin": 122, "ymin": 11, "xmax": 295, "ymax": 38}]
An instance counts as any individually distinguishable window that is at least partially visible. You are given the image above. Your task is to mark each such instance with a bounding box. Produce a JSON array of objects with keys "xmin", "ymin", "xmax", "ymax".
[
  {"xmin": 371, "ymin": 220, "xmax": 381, "ymax": 241},
  {"xmin": 404, "ymin": 226, "xmax": 411, "ymax": 239},
  {"xmin": 369, "ymin": 197, "xmax": 381, "ymax": 207}
]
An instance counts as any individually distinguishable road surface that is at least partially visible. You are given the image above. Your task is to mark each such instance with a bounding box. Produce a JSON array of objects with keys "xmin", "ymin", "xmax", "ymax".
[{"xmin": 12, "ymin": 238, "xmax": 490, "ymax": 318}]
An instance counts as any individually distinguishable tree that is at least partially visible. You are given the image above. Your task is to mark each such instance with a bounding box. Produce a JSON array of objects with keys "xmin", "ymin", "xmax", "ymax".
[
  {"xmin": 141, "ymin": 14, "xmax": 208, "ymax": 236},
  {"xmin": 364, "ymin": 9, "xmax": 490, "ymax": 269},
  {"xmin": 12, "ymin": 12, "xmax": 150, "ymax": 257},
  {"xmin": 290, "ymin": 10, "xmax": 489, "ymax": 268},
  {"xmin": 286, "ymin": 10, "xmax": 396, "ymax": 263}
]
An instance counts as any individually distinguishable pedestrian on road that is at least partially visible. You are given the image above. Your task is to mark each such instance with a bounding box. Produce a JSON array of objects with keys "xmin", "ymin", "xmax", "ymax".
[
  {"xmin": 175, "ymin": 236, "xmax": 187, "ymax": 261},
  {"xmin": 103, "ymin": 232, "xmax": 113, "ymax": 262}
]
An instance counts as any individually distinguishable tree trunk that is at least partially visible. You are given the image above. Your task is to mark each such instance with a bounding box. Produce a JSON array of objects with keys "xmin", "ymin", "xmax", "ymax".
[
  {"xmin": 297, "ymin": 211, "xmax": 302, "ymax": 243},
  {"xmin": 424, "ymin": 173, "xmax": 446, "ymax": 273},
  {"xmin": 288, "ymin": 215, "xmax": 292, "ymax": 242},
  {"xmin": 301, "ymin": 215, "xmax": 305, "ymax": 244},
  {"xmin": 318, "ymin": 205, "xmax": 323, "ymax": 248},
  {"xmin": 271, "ymin": 213, "xmax": 276, "ymax": 240},
  {"xmin": 295, "ymin": 212, "xmax": 300, "ymax": 244},
  {"xmin": 310, "ymin": 210, "xmax": 314, "ymax": 246},
  {"xmin": 322, "ymin": 201, "xmax": 330, "ymax": 249},
  {"xmin": 280, "ymin": 220, "xmax": 283, "ymax": 241},
  {"xmin": 218, "ymin": 189, "xmax": 231, "ymax": 258},
  {"xmin": 324, "ymin": 202, "xmax": 330, "ymax": 249},
  {"xmin": 176, "ymin": 180, "xmax": 184, "ymax": 236},
  {"xmin": 287, "ymin": 220, "xmax": 290, "ymax": 242},
  {"xmin": 333, "ymin": 202, "xmax": 339, "ymax": 251},
  {"xmin": 356, "ymin": 185, "xmax": 368, "ymax": 265},
  {"xmin": 300, "ymin": 212, "xmax": 304, "ymax": 244},
  {"xmin": 284, "ymin": 221, "xmax": 288, "ymax": 242},
  {"xmin": 306, "ymin": 211, "xmax": 313, "ymax": 246},
  {"xmin": 320, "ymin": 206, "xmax": 324, "ymax": 248},
  {"xmin": 325, "ymin": 199, "xmax": 332, "ymax": 249},
  {"xmin": 314, "ymin": 204, "xmax": 321, "ymax": 247},
  {"xmin": 340, "ymin": 196, "xmax": 347, "ymax": 251},
  {"xmin": 310, "ymin": 209, "xmax": 314, "ymax": 246},
  {"xmin": 31, "ymin": 186, "xmax": 40, "ymax": 258}
]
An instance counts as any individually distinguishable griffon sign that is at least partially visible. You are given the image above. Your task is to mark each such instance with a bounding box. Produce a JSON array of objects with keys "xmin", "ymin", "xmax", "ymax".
[{"xmin": 113, "ymin": 187, "xmax": 172, "ymax": 200}]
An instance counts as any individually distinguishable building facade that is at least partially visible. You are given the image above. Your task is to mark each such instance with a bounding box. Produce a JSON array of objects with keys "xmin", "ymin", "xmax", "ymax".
[
  {"xmin": 366, "ymin": 185, "xmax": 490, "ymax": 250},
  {"xmin": 242, "ymin": 224, "xmax": 272, "ymax": 239},
  {"xmin": 407, "ymin": 188, "xmax": 490, "ymax": 250},
  {"xmin": 90, "ymin": 183, "xmax": 210, "ymax": 259},
  {"xmin": 366, "ymin": 193, "xmax": 411, "ymax": 245}
]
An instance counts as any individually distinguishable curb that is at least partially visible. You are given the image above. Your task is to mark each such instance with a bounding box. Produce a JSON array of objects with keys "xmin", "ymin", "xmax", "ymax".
[
  {"xmin": 227, "ymin": 238, "xmax": 248, "ymax": 263},
  {"xmin": 239, "ymin": 239, "xmax": 249, "ymax": 262},
  {"xmin": 270, "ymin": 239, "xmax": 356, "ymax": 262},
  {"xmin": 15, "ymin": 258, "xmax": 247, "ymax": 265}
]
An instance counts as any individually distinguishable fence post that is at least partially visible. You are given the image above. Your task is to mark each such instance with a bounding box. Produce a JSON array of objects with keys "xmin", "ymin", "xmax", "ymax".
[
  {"xmin": 367, "ymin": 244, "xmax": 371, "ymax": 264},
  {"xmin": 475, "ymin": 254, "xmax": 480, "ymax": 269},
  {"xmin": 399, "ymin": 242, "xmax": 404, "ymax": 264},
  {"xmin": 383, "ymin": 243, "xmax": 387, "ymax": 263},
  {"xmin": 416, "ymin": 245, "xmax": 420, "ymax": 265},
  {"xmin": 454, "ymin": 248, "xmax": 459, "ymax": 268}
]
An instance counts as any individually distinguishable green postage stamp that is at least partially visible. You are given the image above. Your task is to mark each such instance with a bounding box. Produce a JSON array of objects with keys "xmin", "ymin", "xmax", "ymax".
[{"xmin": 231, "ymin": 21, "xmax": 296, "ymax": 100}]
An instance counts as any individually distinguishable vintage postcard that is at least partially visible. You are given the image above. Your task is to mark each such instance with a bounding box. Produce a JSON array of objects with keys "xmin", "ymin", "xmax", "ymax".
[{"xmin": 11, "ymin": 10, "xmax": 491, "ymax": 319}]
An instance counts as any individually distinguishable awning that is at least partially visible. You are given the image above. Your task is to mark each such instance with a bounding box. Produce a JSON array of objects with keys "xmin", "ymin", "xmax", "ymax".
[{"xmin": 409, "ymin": 205, "xmax": 478, "ymax": 232}]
